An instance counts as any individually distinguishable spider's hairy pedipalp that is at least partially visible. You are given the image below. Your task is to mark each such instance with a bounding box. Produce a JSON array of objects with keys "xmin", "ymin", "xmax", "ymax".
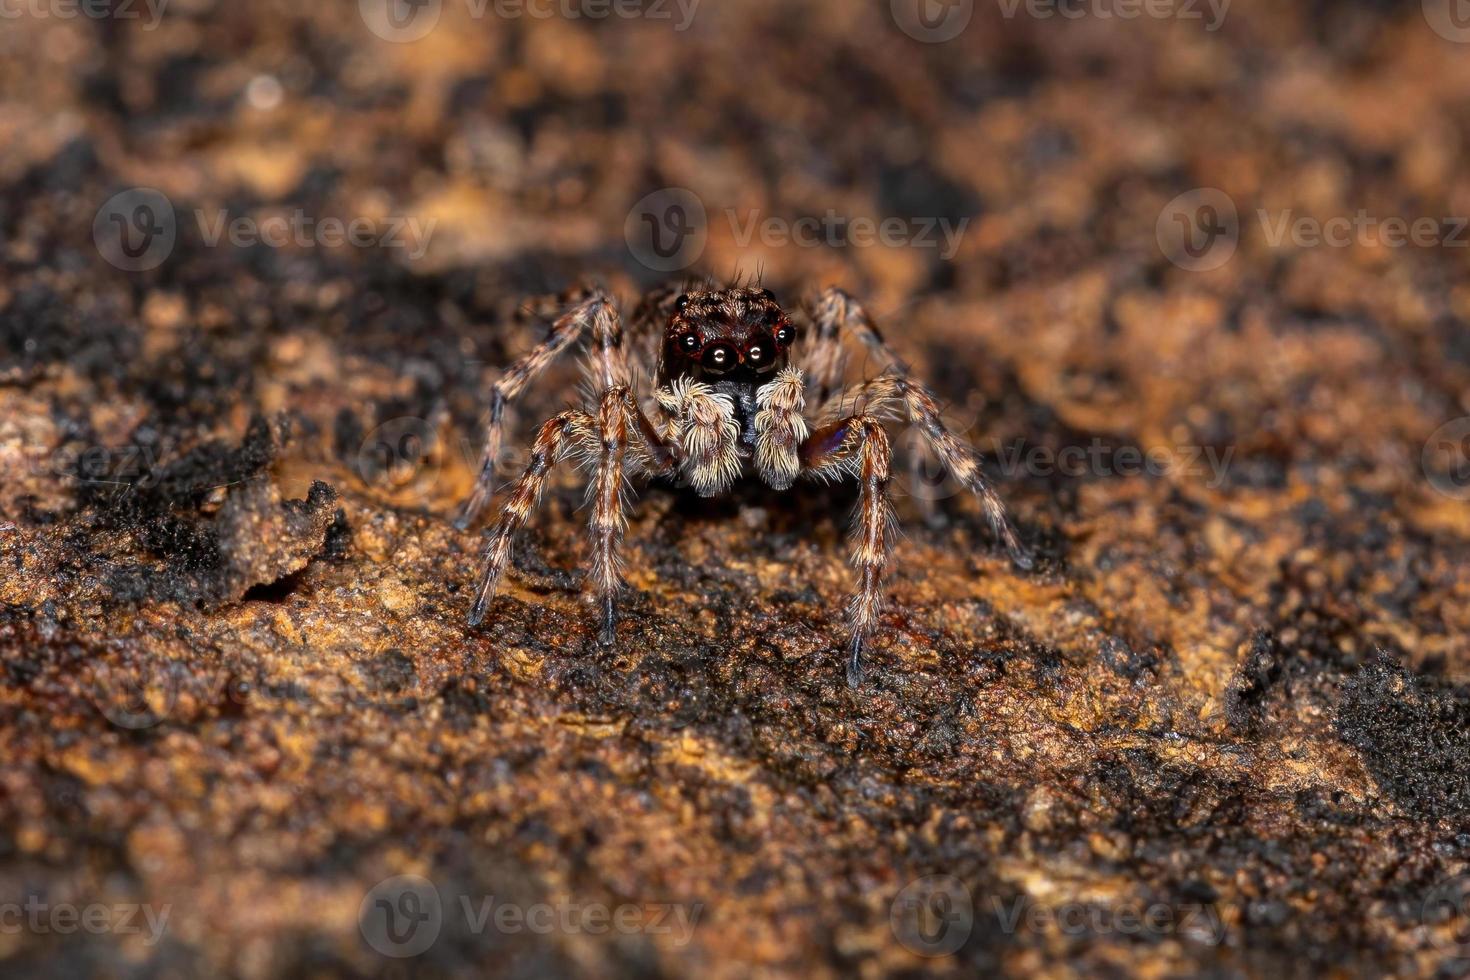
[
  {"xmin": 656, "ymin": 378, "xmax": 741, "ymax": 496},
  {"xmin": 753, "ymin": 366, "xmax": 809, "ymax": 490}
]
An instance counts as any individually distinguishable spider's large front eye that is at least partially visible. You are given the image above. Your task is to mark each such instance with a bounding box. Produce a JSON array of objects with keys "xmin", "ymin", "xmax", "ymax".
[
  {"xmin": 679, "ymin": 332, "xmax": 701, "ymax": 354},
  {"xmin": 745, "ymin": 333, "xmax": 778, "ymax": 370},
  {"xmin": 701, "ymin": 344, "xmax": 738, "ymax": 373}
]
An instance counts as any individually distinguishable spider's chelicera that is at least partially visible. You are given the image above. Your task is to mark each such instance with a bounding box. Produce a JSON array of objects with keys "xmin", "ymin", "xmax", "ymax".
[{"xmin": 456, "ymin": 282, "xmax": 1030, "ymax": 686}]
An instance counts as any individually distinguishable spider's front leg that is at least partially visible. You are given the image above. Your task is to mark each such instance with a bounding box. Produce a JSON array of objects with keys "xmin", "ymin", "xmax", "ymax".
[
  {"xmin": 468, "ymin": 409, "xmax": 597, "ymax": 626},
  {"xmin": 586, "ymin": 387, "xmax": 680, "ymax": 645},
  {"xmin": 805, "ymin": 288, "xmax": 1031, "ymax": 569},
  {"xmin": 469, "ymin": 386, "xmax": 676, "ymax": 645},
  {"xmin": 458, "ymin": 293, "xmax": 630, "ymax": 530},
  {"xmin": 799, "ymin": 413, "xmax": 895, "ymax": 688}
]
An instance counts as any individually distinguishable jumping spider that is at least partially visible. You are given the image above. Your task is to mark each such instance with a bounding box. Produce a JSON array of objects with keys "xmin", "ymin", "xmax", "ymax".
[{"xmin": 457, "ymin": 282, "xmax": 1030, "ymax": 686}]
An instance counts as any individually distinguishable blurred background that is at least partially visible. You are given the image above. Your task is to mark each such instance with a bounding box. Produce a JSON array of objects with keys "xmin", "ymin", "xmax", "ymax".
[{"xmin": 6, "ymin": 0, "xmax": 1470, "ymax": 976}]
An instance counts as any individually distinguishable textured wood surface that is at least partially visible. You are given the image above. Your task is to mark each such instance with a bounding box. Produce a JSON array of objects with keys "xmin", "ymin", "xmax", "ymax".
[{"xmin": 3, "ymin": 2, "xmax": 1470, "ymax": 976}]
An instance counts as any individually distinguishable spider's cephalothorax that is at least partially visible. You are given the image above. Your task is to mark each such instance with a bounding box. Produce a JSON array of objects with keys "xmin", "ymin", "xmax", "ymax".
[
  {"xmin": 660, "ymin": 287, "xmax": 795, "ymax": 436},
  {"xmin": 456, "ymin": 281, "xmax": 1030, "ymax": 686}
]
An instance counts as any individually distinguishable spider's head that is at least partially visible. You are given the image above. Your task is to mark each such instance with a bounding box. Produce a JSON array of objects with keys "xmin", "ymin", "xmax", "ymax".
[{"xmin": 662, "ymin": 286, "xmax": 796, "ymax": 384}]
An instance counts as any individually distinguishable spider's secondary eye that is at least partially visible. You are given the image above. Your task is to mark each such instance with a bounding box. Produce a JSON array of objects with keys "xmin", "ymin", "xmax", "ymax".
[
  {"xmin": 745, "ymin": 334, "xmax": 778, "ymax": 369},
  {"xmin": 774, "ymin": 323, "xmax": 795, "ymax": 345},
  {"xmin": 701, "ymin": 344, "xmax": 738, "ymax": 372},
  {"xmin": 679, "ymin": 333, "xmax": 701, "ymax": 353},
  {"xmin": 675, "ymin": 293, "xmax": 690, "ymax": 312}
]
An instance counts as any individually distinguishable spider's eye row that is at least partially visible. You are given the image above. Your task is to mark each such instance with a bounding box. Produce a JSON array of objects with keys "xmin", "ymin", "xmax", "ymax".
[
  {"xmin": 702, "ymin": 344, "xmax": 738, "ymax": 372},
  {"xmin": 745, "ymin": 334, "xmax": 778, "ymax": 369},
  {"xmin": 679, "ymin": 332, "xmax": 701, "ymax": 353}
]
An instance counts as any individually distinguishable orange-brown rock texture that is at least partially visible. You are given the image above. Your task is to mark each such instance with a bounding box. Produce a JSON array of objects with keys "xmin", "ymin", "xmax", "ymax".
[{"xmin": 4, "ymin": 1, "xmax": 1470, "ymax": 976}]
